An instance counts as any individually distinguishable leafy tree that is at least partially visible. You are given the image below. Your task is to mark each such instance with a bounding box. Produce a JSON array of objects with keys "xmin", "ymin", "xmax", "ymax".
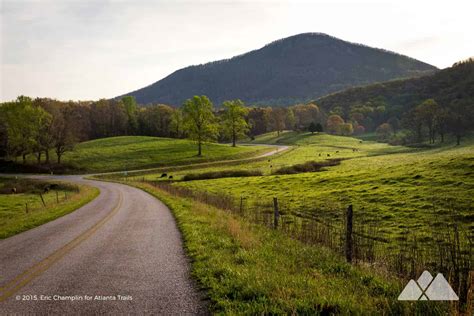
[
  {"xmin": 248, "ymin": 107, "xmax": 271, "ymax": 136},
  {"xmin": 308, "ymin": 122, "xmax": 317, "ymax": 134},
  {"xmin": 285, "ymin": 108, "xmax": 296, "ymax": 131},
  {"xmin": 221, "ymin": 99, "xmax": 249, "ymax": 147},
  {"xmin": 170, "ymin": 109, "xmax": 184, "ymax": 138},
  {"xmin": 270, "ymin": 107, "xmax": 287, "ymax": 136},
  {"xmin": 354, "ymin": 125, "xmax": 366, "ymax": 135},
  {"xmin": 387, "ymin": 117, "xmax": 400, "ymax": 135},
  {"xmin": 376, "ymin": 123, "xmax": 393, "ymax": 141},
  {"xmin": 182, "ymin": 95, "xmax": 219, "ymax": 156},
  {"xmin": 315, "ymin": 123, "xmax": 323, "ymax": 133},
  {"xmin": 326, "ymin": 114, "xmax": 344, "ymax": 135},
  {"xmin": 3, "ymin": 96, "xmax": 51, "ymax": 163},
  {"xmin": 340, "ymin": 123, "xmax": 353, "ymax": 136},
  {"xmin": 122, "ymin": 96, "xmax": 139, "ymax": 134},
  {"xmin": 448, "ymin": 99, "xmax": 472, "ymax": 145},
  {"xmin": 415, "ymin": 99, "xmax": 440, "ymax": 144}
]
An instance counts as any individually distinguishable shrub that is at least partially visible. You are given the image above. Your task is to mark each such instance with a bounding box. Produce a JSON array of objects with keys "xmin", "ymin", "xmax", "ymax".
[
  {"xmin": 274, "ymin": 159, "xmax": 342, "ymax": 175},
  {"xmin": 183, "ymin": 169, "xmax": 263, "ymax": 181}
]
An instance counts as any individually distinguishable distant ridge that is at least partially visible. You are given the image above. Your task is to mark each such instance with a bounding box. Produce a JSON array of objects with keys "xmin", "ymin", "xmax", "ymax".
[{"xmin": 121, "ymin": 33, "xmax": 437, "ymax": 106}]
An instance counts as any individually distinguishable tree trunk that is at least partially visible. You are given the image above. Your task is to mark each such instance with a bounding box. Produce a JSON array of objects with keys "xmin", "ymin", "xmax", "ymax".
[
  {"xmin": 36, "ymin": 152, "xmax": 41, "ymax": 164},
  {"xmin": 456, "ymin": 135, "xmax": 461, "ymax": 146},
  {"xmin": 45, "ymin": 150, "xmax": 50, "ymax": 164},
  {"xmin": 57, "ymin": 153, "xmax": 61, "ymax": 164},
  {"xmin": 22, "ymin": 154, "xmax": 26, "ymax": 164},
  {"xmin": 440, "ymin": 132, "xmax": 444, "ymax": 143},
  {"xmin": 198, "ymin": 140, "xmax": 202, "ymax": 156}
]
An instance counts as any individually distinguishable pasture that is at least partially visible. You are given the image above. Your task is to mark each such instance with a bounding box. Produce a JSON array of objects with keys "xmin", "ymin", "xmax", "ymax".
[{"xmin": 0, "ymin": 178, "xmax": 99, "ymax": 238}]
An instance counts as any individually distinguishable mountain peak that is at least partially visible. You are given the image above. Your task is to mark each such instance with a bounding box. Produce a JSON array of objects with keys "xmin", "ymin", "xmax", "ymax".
[{"xmin": 122, "ymin": 34, "xmax": 437, "ymax": 106}]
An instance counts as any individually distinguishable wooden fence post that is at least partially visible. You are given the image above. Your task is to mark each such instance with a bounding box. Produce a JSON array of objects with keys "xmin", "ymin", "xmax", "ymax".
[
  {"xmin": 345, "ymin": 204, "xmax": 353, "ymax": 263},
  {"xmin": 39, "ymin": 193, "xmax": 46, "ymax": 207},
  {"xmin": 25, "ymin": 203, "xmax": 28, "ymax": 213},
  {"xmin": 56, "ymin": 191, "xmax": 59, "ymax": 203},
  {"xmin": 273, "ymin": 197, "xmax": 279, "ymax": 229}
]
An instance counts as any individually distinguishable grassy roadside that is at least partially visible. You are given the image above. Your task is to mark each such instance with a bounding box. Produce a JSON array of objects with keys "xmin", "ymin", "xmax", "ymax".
[
  {"xmin": 126, "ymin": 180, "xmax": 446, "ymax": 314},
  {"xmin": 0, "ymin": 179, "xmax": 100, "ymax": 239}
]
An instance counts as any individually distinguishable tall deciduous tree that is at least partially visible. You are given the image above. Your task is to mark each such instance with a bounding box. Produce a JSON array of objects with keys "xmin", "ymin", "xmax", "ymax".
[
  {"xmin": 221, "ymin": 99, "xmax": 249, "ymax": 147},
  {"xmin": 170, "ymin": 109, "xmax": 184, "ymax": 138},
  {"xmin": 326, "ymin": 114, "xmax": 344, "ymax": 135},
  {"xmin": 182, "ymin": 96, "xmax": 219, "ymax": 156},
  {"xmin": 122, "ymin": 96, "xmax": 139, "ymax": 134},
  {"xmin": 415, "ymin": 99, "xmax": 440, "ymax": 144},
  {"xmin": 270, "ymin": 107, "xmax": 287, "ymax": 136}
]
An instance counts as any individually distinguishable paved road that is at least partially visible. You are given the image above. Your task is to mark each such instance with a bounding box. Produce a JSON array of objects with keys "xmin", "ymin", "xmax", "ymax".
[
  {"xmin": 0, "ymin": 145, "xmax": 289, "ymax": 314},
  {"xmin": 0, "ymin": 177, "xmax": 207, "ymax": 314}
]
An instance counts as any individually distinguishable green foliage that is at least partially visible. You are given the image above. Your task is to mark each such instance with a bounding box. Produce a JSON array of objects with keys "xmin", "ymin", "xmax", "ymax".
[
  {"xmin": 3, "ymin": 96, "xmax": 52, "ymax": 162},
  {"xmin": 317, "ymin": 60, "xmax": 474, "ymax": 135},
  {"xmin": 221, "ymin": 99, "xmax": 249, "ymax": 146},
  {"xmin": 182, "ymin": 95, "xmax": 219, "ymax": 156},
  {"xmin": 183, "ymin": 169, "xmax": 262, "ymax": 181},
  {"xmin": 273, "ymin": 159, "xmax": 341, "ymax": 175},
  {"xmin": 122, "ymin": 96, "xmax": 139, "ymax": 134}
]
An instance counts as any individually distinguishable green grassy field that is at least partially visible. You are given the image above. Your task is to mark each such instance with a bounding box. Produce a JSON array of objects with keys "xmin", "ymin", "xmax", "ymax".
[
  {"xmin": 101, "ymin": 131, "xmax": 473, "ymax": 314},
  {"xmin": 172, "ymin": 132, "xmax": 473, "ymax": 242},
  {"xmin": 57, "ymin": 136, "xmax": 271, "ymax": 173},
  {"xmin": 124, "ymin": 181, "xmax": 446, "ymax": 315},
  {"xmin": 136, "ymin": 132, "xmax": 411, "ymax": 182},
  {"xmin": 0, "ymin": 178, "xmax": 99, "ymax": 238}
]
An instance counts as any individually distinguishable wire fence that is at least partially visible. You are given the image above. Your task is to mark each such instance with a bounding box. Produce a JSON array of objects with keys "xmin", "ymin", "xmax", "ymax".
[{"xmin": 139, "ymin": 179, "xmax": 473, "ymax": 310}]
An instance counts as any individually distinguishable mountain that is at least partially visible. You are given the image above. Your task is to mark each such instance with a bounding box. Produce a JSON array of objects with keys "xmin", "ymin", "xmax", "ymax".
[
  {"xmin": 315, "ymin": 58, "xmax": 474, "ymax": 117},
  {"xmin": 121, "ymin": 33, "xmax": 437, "ymax": 106}
]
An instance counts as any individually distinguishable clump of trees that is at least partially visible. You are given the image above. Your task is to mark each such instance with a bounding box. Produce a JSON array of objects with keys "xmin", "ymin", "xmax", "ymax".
[{"xmin": 372, "ymin": 98, "xmax": 474, "ymax": 145}]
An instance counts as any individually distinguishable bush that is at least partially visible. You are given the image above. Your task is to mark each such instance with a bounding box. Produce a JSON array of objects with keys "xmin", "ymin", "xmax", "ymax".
[
  {"xmin": 183, "ymin": 169, "xmax": 263, "ymax": 181},
  {"xmin": 274, "ymin": 159, "xmax": 342, "ymax": 175}
]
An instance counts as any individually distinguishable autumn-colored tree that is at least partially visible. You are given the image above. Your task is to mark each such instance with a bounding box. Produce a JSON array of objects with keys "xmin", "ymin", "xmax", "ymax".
[{"xmin": 326, "ymin": 114, "xmax": 344, "ymax": 135}]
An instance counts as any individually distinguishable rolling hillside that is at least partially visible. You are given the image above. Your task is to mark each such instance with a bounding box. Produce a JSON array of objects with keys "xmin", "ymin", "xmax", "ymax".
[
  {"xmin": 122, "ymin": 33, "xmax": 436, "ymax": 106},
  {"xmin": 316, "ymin": 58, "xmax": 474, "ymax": 116}
]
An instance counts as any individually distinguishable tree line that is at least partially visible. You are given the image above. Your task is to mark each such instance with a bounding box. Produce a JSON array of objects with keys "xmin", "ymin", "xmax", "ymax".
[
  {"xmin": 1, "ymin": 91, "xmax": 471, "ymax": 164},
  {"xmin": 0, "ymin": 96, "xmax": 325, "ymax": 162}
]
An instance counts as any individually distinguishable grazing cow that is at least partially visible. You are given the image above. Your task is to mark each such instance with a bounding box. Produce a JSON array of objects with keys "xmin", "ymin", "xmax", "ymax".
[
  {"xmin": 160, "ymin": 173, "xmax": 167, "ymax": 178},
  {"xmin": 327, "ymin": 154, "xmax": 330, "ymax": 157},
  {"xmin": 268, "ymin": 159, "xmax": 271, "ymax": 162},
  {"xmin": 318, "ymin": 153, "xmax": 321, "ymax": 157},
  {"xmin": 11, "ymin": 187, "xmax": 16, "ymax": 194},
  {"xmin": 168, "ymin": 175, "xmax": 173, "ymax": 180},
  {"xmin": 43, "ymin": 186, "xmax": 50, "ymax": 193},
  {"xmin": 336, "ymin": 151, "xmax": 339, "ymax": 153}
]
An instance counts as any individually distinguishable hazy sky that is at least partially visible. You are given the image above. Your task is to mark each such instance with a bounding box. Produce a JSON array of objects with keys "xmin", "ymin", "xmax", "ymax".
[{"xmin": 1, "ymin": 0, "xmax": 473, "ymax": 102}]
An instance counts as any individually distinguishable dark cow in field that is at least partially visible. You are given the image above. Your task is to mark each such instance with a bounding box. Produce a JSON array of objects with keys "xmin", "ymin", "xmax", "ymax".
[
  {"xmin": 11, "ymin": 187, "xmax": 16, "ymax": 194},
  {"xmin": 168, "ymin": 175, "xmax": 173, "ymax": 180},
  {"xmin": 160, "ymin": 173, "xmax": 168, "ymax": 178}
]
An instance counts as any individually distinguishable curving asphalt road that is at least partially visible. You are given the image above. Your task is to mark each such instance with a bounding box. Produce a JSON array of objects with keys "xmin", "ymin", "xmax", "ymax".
[
  {"xmin": 0, "ymin": 177, "xmax": 208, "ymax": 314},
  {"xmin": 0, "ymin": 145, "xmax": 289, "ymax": 314}
]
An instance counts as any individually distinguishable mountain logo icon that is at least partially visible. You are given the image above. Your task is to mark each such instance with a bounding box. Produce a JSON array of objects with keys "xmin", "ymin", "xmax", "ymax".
[{"xmin": 398, "ymin": 271, "xmax": 459, "ymax": 301}]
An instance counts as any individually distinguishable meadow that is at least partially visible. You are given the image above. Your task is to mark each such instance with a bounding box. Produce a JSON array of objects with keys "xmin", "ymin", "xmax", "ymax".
[
  {"xmin": 0, "ymin": 178, "xmax": 99, "ymax": 238},
  {"xmin": 98, "ymin": 131, "xmax": 474, "ymax": 313},
  {"xmin": 48, "ymin": 136, "xmax": 271, "ymax": 173}
]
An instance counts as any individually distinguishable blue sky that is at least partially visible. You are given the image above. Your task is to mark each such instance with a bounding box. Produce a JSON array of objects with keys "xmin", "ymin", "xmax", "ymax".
[{"xmin": 1, "ymin": 0, "xmax": 473, "ymax": 101}]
